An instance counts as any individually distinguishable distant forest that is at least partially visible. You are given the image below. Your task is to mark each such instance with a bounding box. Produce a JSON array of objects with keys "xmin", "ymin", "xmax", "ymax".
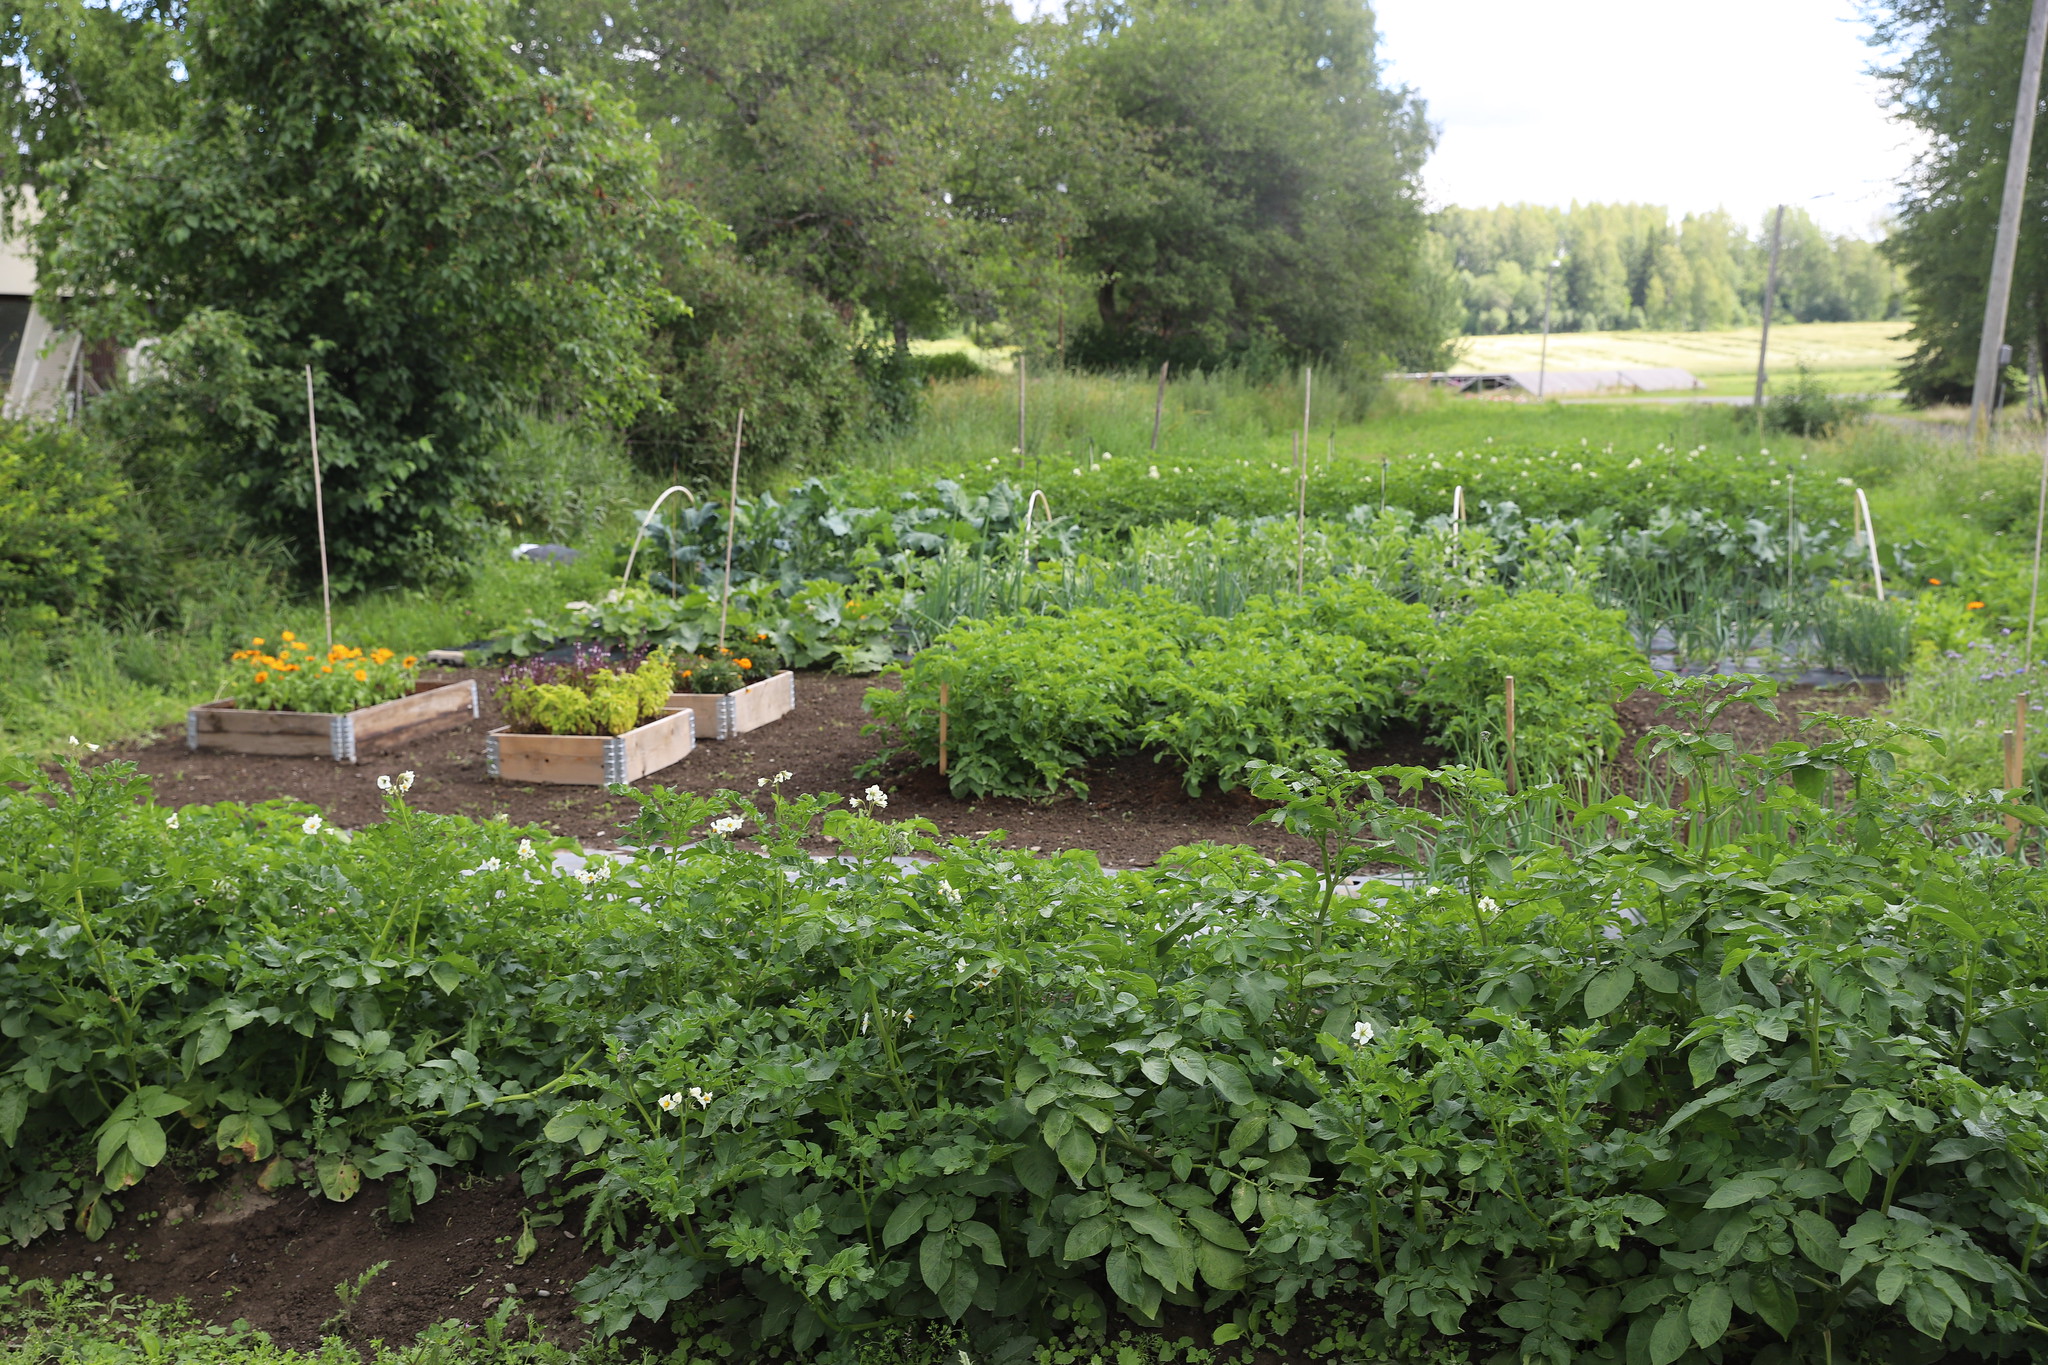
[{"xmin": 1431, "ymin": 203, "xmax": 1903, "ymax": 336}]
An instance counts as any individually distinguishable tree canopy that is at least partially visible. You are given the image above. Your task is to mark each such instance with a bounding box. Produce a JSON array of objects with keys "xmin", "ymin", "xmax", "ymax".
[
  {"xmin": 1433, "ymin": 203, "xmax": 1903, "ymax": 336},
  {"xmin": 1872, "ymin": 0, "xmax": 2045, "ymax": 406},
  {"xmin": 31, "ymin": 0, "xmax": 688, "ymax": 585},
  {"xmin": 1063, "ymin": 0, "xmax": 1451, "ymax": 371}
]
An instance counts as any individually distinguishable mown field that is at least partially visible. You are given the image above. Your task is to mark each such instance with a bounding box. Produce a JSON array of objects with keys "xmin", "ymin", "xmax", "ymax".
[
  {"xmin": 1454, "ymin": 320, "xmax": 1912, "ymax": 398},
  {"xmin": 8, "ymin": 374, "xmax": 2048, "ymax": 1364}
]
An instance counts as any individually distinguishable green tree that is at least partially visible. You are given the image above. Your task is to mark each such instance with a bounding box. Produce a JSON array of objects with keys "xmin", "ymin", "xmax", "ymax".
[
  {"xmin": 30, "ymin": 0, "xmax": 687, "ymax": 586},
  {"xmin": 1065, "ymin": 0, "xmax": 1451, "ymax": 372},
  {"xmin": 1872, "ymin": 0, "xmax": 2041, "ymax": 406}
]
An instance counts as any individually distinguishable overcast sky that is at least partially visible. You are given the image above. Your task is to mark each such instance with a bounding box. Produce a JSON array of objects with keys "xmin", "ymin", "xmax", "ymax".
[
  {"xmin": 1015, "ymin": 0, "xmax": 1921, "ymax": 238},
  {"xmin": 1370, "ymin": 0, "xmax": 1918, "ymax": 236}
]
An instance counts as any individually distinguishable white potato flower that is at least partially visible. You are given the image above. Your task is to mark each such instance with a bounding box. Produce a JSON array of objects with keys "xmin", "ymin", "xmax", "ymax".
[
  {"xmin": 712, "ymin": 815, "xmax": 744, "ymax": 836},
  {"xmin": 1352, "ymin": 1020, "xmax": 1375, "ymax": 1047},
  {"xmin": 864, "ymin": 785, "xmax": 888, "ymax": 809},
  {"xmin": 517, "ymin": 838, "xmax": 535, "ymax": 860},
  {"xmin": 688, "ymin": 1087, "xmax": 712, "ymax": 1108},
  {"xmin": 377, "ymin": 775, "xmax": 393, "ymax": 792},
  {"xmin": 165, "ymin": 813, "xmax": 180, "ymax": 830},
  {"xmin": 301, "ymin": 814, "xmax": 323, "ymax": 836},
  {"xmin": 657, "ymin": 1092, "xmax": 681, "ymax": 1113},
  {"xmin": 398, "ymin": 771, "xmax": 415, "ymax": 793}
]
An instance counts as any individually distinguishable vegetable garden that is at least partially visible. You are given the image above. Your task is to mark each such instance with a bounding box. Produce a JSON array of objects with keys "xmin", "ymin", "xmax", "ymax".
[
  {"xmin": 15, "ymin": 386, "xmax": 2048, "ymax": 1363},
  {"xmin": 8, "ymin": 683, "xmax": 2048, "ymax": 1363}
]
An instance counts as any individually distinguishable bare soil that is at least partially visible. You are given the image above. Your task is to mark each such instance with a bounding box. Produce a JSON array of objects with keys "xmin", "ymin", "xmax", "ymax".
[
  {"xmin": 0, "ymin": 1164, "xmax": 598, "ymax": 1350},
  {"xmin": 89, "ymin": 671, "xmax": 1887, "ymax": 866}
]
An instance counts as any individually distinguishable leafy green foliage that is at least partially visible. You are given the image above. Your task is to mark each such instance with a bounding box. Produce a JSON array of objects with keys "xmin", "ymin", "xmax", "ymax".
[
  {"xmin": 1765, "ymin": 364, "xmax": 1870, "ymax": 437},
  {"xmin": 499, "ymin": 652, "xmax": 674, "ymax": 736},
  {"xmin": 1413, "ymin": 590, "xmax": 1646, "ymax": 778},
  {"xmin": 34, "ymin": 0, "xmax": 688, "ymax": 588},
  {"xmin": 0, "ymin": 421, "xmax": 124, "ymax": 629},
  {"xmin": 1067, "ymin": 0, "xmax": 1449, "ymax": 370},
  {"xmin": 628, "ymin": 252, "xmax": 886, "ymax": 485},
  {"xmin": 1871, "ymin": 0, "xmax": 2043, "ymax": 406},
  {"xmin": 1435, "ymin": 202, "xmax": 1901, "ymax": 335},
  {"xmin": 870, "ymin": 582, "xmax": 1632, "ymax": 797},
  {"xmin": 866, "ymin": 598, "xmax": 1195, "ymax": 799}
]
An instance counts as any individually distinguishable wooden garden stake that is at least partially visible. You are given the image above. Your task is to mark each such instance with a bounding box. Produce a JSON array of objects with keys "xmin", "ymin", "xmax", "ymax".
[
  {"xmin": 1300, "ymin": 365, "xmax": 1312, "ymax": 467},
  {"xmin": 938, "ymin": 682, "xmax": 949, "ymax": 776},
  {"xmin": 2009, "ymin": 692, "xmax": 2029, "ymax": 854},
  {"xmin": 304, "ymin": 365, "xmax": 333, "ymax": 650},
  {"xmin": 1017, "ymin": 352, "xmax": 1027, "ymax": 470},
  {"xmin": 1295, "ymin": 432, "xmax": 1308, "ymax": 591},
  {"xmin": 1380, "ymin": 455, "xmax": 1388, "ymax": 514},
  {"xmin": 1150, "ymin": 361, "xmax": 1168, "ymax": 451},
  {"xmin": 717, "ymin": 409, "xmax": 744, "ymax": 652},
  {"xmin": 2027, "ymin": 429, "xmax": 2048, "ymax": 662},
  {"xmin": 1503, "ymin": 675, "xmax": 1519, "ymax": 796}
]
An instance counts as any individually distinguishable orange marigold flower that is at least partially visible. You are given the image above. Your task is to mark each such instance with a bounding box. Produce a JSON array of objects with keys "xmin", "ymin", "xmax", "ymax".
[
  {"xmin": 294, "ymin": 641, "xmax": 311, "ymax": 652},
  {"xmin": 401, "ymin": 656, "xmax": 417, "ymax": 668},
  {"xmin": 281, "ymin": 631, "xmax": 295, "ymax": 642},
  {"xmin": 282, "ymin": 664, "xmax": 299, "ymax": 672},
  {"xmin": 736, "ymin": 658, "xmax": 752, "ymax": 669},
  {"xmin": 1969, "ymin": 601, "xmax": 1986, "ymax": 610},
  {"xmin": 254, "ymin": 671, "xmax": 269, "ymax": 683},
  {"xmin": 252, "ymin": 637, "xmax": 265, "ymax": 646},
  {"xmin": 322, "ymin": 665, "xmax": 333, "ymax": 674},
  {"xmin": 1928, "ymin": 578, "xmax": 1942, "ymax": 586},
  {"xmin": 353, "ymin": 668, "xmax": 368, "ymax": 681}
]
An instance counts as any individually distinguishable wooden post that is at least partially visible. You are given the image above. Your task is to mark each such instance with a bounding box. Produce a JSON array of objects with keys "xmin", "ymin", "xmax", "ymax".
[
  {"xmin": 1968, "ymin": 0, "xmax": 2048, "ymax": 453},
  {"xmin": 1016, "ymin": 351, "xmax": 1027, "ymax": 470},
  {"xmin": 304, "ymin": 365, "xmax": 333, "ymax": 650},
  {"xmin": 1150, "ymin": 361, "xmax": 1168, "ymax": 452},
  {"xmin": 1503, "ymin": 675, "xmax": 1519, "ymax": 796},
  {"xmin": 1754, "ymin": 204, "xmax": 1786, "ymax": 439},
  {"xmin": 717, "ymin": 409, "xmax": 745, "ymax": 652},
  {"xmin": 2029, "ymin": 436, "xmax": 2048, "ymax": 662},
  {"xmin": 1785, "ymin": 472, "xmax": 1796, "ymax": 603},
  {"xmin": 938, "ymin": 681, "xmax": 950, "ymax": 776}
]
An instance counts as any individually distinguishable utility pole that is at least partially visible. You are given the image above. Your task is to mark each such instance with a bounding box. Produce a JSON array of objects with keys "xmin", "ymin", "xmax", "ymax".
[
  {"xmin": 1537, "ymin": 256, "xmax": 1560, "ymax": 398},
  {"xmin": 1969, "ymin": 0, "xmax": 2048, "ymax": 454},
  {"xmin": 1753, "ymin": 204, "xmax": 1786, "ymax": 435}
]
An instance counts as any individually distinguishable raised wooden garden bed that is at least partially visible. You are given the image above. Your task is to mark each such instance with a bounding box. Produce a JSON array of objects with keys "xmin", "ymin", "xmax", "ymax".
[
  {"xmin": 668, "ymin": 670, "xmax": 797, "ymax": 742},
  {"xmin": 485, "ymin": 707, "xmax": 697, "ymax": 786},
  {"xmin": 187, "ymin": 680, "xmax": 480, "ymax": 763}
]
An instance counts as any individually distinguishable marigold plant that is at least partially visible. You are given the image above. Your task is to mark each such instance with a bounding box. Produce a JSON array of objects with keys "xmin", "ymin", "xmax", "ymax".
[{"xmin": 228, "ymin": 633, "xmax": 419, "ymax": 713}]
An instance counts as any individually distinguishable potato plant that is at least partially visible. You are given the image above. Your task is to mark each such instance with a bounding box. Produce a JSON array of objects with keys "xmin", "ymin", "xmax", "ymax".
[{"xmin": 4, "ymin": 698, "xmax": 2048, "ymax": 1362}]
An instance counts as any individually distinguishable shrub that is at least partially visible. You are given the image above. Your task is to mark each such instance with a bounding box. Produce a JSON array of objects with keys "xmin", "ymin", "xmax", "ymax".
[
  {"xmin": 1764, "ymin": 364, "xmax": 1869, "ymax": 438},
  {"xmin": 1413, "ymin": 590, "xmax": 1645, "ymax": 778},
  {"xmin": 912, "ymin": 350, "xmax": 988, "ymax": 382},
  {"xmin": 630, "ymin": 253, "xmax": 880, "ymax": 484},
  {"xmin": 0, "ymin": 421, "xmax": 124, "ymax": 629}
]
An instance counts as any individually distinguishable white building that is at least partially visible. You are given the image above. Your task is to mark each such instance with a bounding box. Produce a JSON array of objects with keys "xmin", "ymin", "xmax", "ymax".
[{"xmin": 0, "ymin": 204, "xmax": 123, "ymax": 420}]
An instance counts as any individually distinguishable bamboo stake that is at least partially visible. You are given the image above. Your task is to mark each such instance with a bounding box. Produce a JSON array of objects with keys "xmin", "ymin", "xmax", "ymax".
[
  {"xmin": 1016, "ymin": 351, "xmax": 1027, "ymax": 470},
  {"xmin": 1300, "ymin": 365, "xmax": 1312, "ymax": 468},
  {"xmin": 938, "ymin": 681, "xmax": 950, "ymax": 776},
  {"xmin": 1853, "ymin": 488, "xmax": 1885, "ymax": 601},
  {"xmin": 717, "ymin": 409, "xmax": 745, "ymax": 652},
  {"xmin": 2007, "ymin": 691, "xmax": 2029, "ymax": 853},
  {"xmin": 1504, "ymin": 675, "xmax": 1518, "ymax": 796},
  {"xmin": 304, "ymin": 365, "xmax": 333, "ymax": 651},
  {"xmin": 1150, "ymin": 361, "xmax": 1168, "ymax": 451},
  {"xmin": 2028, "ymin": 429, "xmax": 2048, "ymax": 662},
  {"xmin": 1294, "ymin": 432, "xmax": 1307, "ymax": 592},
  {"xmin": 1380, "ymin": 456, "xmax": 1388, "ymax": 514}
]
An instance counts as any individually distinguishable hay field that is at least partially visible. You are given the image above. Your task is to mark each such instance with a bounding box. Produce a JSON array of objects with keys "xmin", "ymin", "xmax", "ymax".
[{"xmin": 1453, "ymin": 319, "xmax": 1911, "ymax": 395}]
